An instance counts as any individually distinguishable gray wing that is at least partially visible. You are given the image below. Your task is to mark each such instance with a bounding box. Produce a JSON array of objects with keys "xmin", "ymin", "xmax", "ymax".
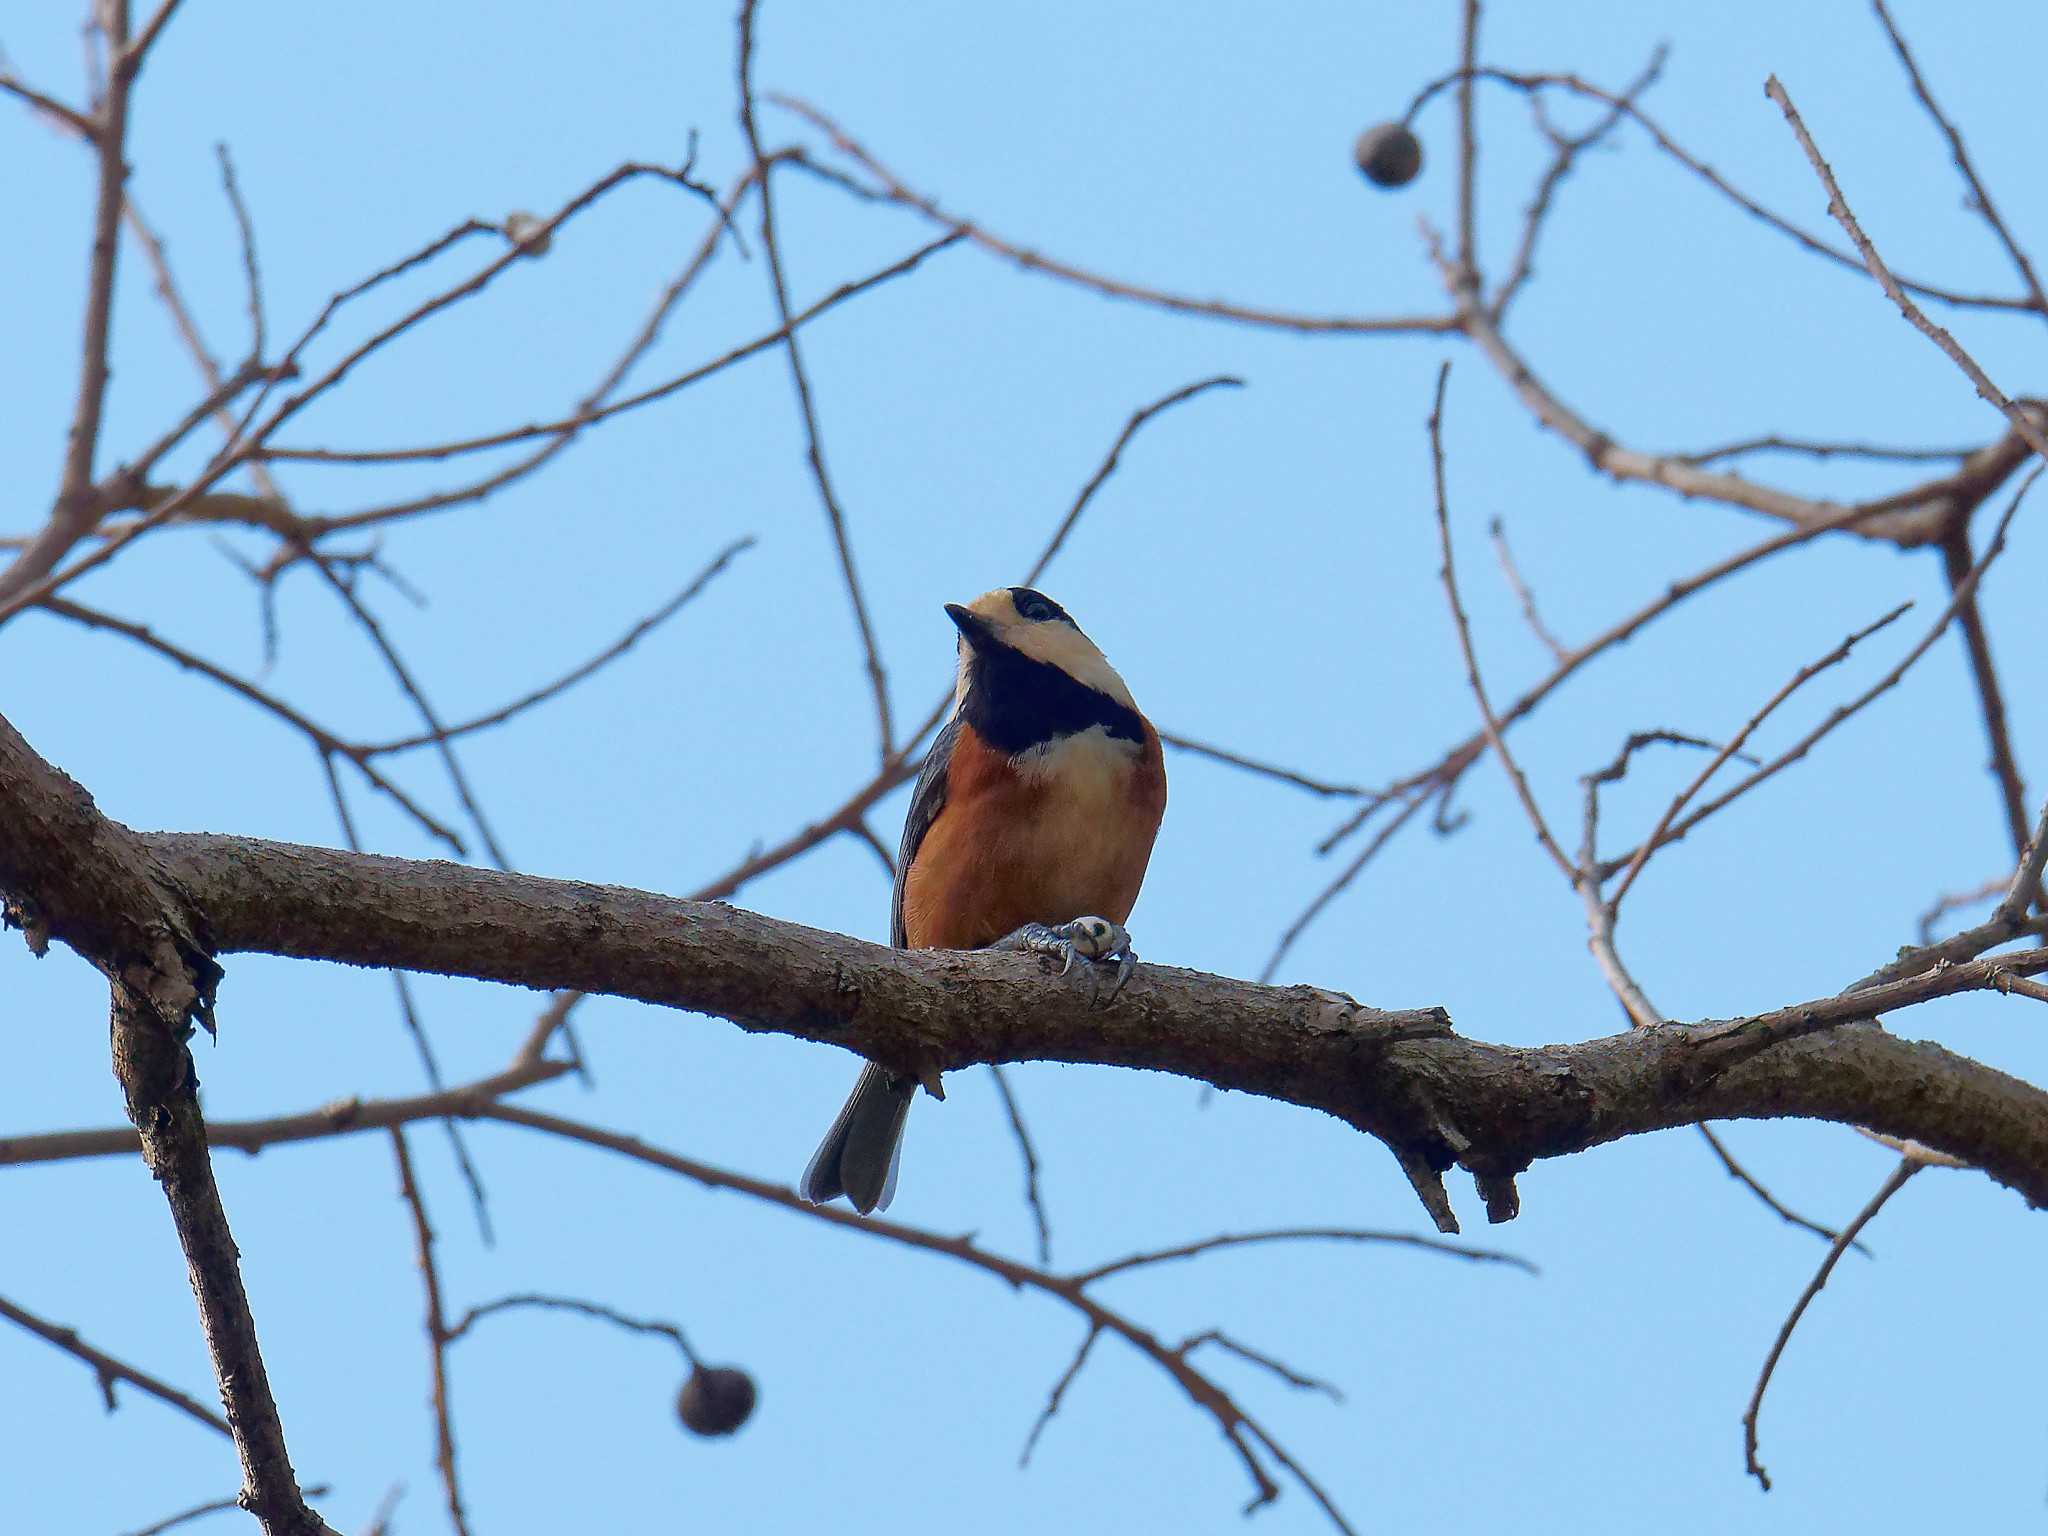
[{"xmin": 890, "ymin": 714, "xmax": 961, "ymax": 949}]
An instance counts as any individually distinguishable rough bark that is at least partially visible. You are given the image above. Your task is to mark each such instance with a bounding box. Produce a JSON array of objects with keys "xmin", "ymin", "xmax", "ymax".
[
  {"xmin": 2, "ymin": 714, "xmax": 334, "ymax": 1536},
  {"xmin": 7, "ymin": 712, "xmax": 2045, "ymax": 1230}
]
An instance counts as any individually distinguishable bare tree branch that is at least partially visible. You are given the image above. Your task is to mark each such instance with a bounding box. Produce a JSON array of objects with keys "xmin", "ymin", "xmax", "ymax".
[
  {"xmin": 390, "ymin": 1129, "xmax": 470, "ymax": 1536},
  {"xmin": 1694, "ymin": 1124, "xmax": 1863, "ymax": 1253},
  {"xmin": 0, "ymin": 1292, "xmax": 229, "ymax": 1436},
  {"xmin": 110, "ymin": 980, "xmax": 337, "ymax": 1536},
  {"xmin": 1765, "ymin": 75, "xmax": 2048, "ymax": 465},
  {"xmin": 1430, "ymin": 364, "xmax": 1575, "ymax": 882},
  {"xmin": 477, "ymin": 1101, "xmax": 1359, "ymax": 1531},
  {"xmin": 1492, "ymin": 46, "xmax": 1665, "ymax": 319},
  {"xmin": 1867, "ymin": 0, "xmax": 2048, "ymax": 317},
  {"xmin": 771, "ymin": 94, "xmax": 1457, "ymax": 338},
  {"xmin": 1938, "ymin": 525, "xmax": 2030, "ymax": 857},
  {"xmin": 1021, "ymin": 375, "xmax": 1244, "ymax": 588},
  {"xmin": 0, "ymin": 0, "xmax": 134, "ymax": 607},
  {"xmin": 1406, "ymin": 64, "xmax": 2036, "ymax": 313},
  {"xmin": 0, "ymin": 67, "xmax": 96, "ymax": 138},
  {"xmin": 363, "ymin": 536, "xmax": 755, "ymax": 756},
  {"xmin": 120, "ymin": 1486, "xmax": 332, "ymax": 1536},
  {"xmin": 9, "ymin": 705, "xmax": 2048, "ymax": 1214},
  {"xmin": 1442, "ymin": 229, "xmax": 2042, "ymax": 545},
  {"xmin": 987, "ymin": 1064, "xmax": 1054, "ymax": 1265},
  {"xmin": 1742, "ymin": 1154, "xmax": 1929, "ymax": 1491},
  {"xmin": 0, "ymin": 1053, "xmax": 570, "ymax": 1168},
  {"xmin": 737, "ymin": 0, "xmax": 894, "ymax": 758}
]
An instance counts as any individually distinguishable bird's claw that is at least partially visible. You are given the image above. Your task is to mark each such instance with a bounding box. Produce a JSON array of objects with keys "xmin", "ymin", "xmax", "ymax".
[{"xmin": 1001, "ymin": 917, "xmax": 1138, "ymax": 1005}]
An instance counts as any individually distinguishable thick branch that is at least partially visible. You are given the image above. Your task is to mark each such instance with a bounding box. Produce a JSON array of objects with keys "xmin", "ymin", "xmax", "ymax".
[
  {"xmin": 0, "ymin": 713, "xmax": 330, "ymax": 1535},
  {"xmin": 10, "ymin": 713, "xmax": 2048, "ymax": 1225},
  {"xmin": 110, "ymin": 989, "xmax": 336, "ymax": 1536},
  {"xmin": 110, "ymin": 828, "xmax": 2048, "ymax": 1213}
]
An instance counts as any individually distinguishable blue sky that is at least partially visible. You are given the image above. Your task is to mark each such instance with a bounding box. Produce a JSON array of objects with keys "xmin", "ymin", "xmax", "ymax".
[{"xmin": 5, "ymin": 3, "xmax": 2047, "ymax": 1532}]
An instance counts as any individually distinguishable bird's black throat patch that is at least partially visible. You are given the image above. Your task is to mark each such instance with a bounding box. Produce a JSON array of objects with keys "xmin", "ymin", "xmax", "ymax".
[{"xmin": 961, "ymin": 641, "xmax": 1144, "ymax": 756}]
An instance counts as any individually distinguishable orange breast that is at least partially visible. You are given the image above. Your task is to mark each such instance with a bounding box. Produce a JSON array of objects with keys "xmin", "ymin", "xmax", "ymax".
[{"xmin": 902, "ymin": 721, "xmax": 1166, "ymax": 951}]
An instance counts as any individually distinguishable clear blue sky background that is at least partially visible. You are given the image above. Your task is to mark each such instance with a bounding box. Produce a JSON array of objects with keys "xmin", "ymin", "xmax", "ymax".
[{"xmin": 5, "ymin": 3, "xmax": 2047, "ymax": 1532}]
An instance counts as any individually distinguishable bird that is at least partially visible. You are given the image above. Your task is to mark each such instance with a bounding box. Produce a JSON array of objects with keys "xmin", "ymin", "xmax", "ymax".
[{"xmin": 799, "ymin": 585, "xmax": 1167, "ymax": 1214}]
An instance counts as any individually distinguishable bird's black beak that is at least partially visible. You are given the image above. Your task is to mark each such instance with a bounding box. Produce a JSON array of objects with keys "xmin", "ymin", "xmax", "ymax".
[{"xmin": 945, "ymin": 603, "xmax": 995, "ymax": 650}]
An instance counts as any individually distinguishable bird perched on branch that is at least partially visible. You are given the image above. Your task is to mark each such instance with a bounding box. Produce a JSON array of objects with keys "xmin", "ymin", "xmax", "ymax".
[{"xmin": 799, "ymin": 586, "xmax": 1168, "ymax": 1214}]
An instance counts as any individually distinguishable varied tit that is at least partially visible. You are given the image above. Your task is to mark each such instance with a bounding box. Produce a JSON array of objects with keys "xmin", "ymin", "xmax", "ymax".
[{"xmin": 799, "ymin": 586, "xmax": 1168, "ymax": 1214}]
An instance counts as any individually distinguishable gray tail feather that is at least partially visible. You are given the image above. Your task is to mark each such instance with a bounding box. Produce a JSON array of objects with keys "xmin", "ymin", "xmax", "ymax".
[{"xmin": 799, "ymin": 1062, "xmax": 914, "ymax": 1214}]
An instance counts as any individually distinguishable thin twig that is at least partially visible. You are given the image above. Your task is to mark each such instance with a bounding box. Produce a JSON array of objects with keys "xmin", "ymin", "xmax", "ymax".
[
  {"xmin": 1743, "ymin": 1156, "xmax": 1924, "ymax": 1490},
  {"xmin": 1264, "ymin": 789, "xmax": 1433, "ymax": 982},
  {"xmin": 1867, "ymin": 0, "xmax": 2048, "ymax": 316},
  {"xmin": 120, "ymin": 1487, "xmax": 333, "ymax": 1536},
  {"xmin": 1938, "ymin": 526, "xmax": 2029, "ymax": 857},
  {"xmin": 248, "ymin": 162, "xmax": 725, "ymax": 457},
  {"xmin": 0, "ymin": 1292, "xmax": 229, "ymax": 1436},
  {"xmin": 1675, "ymin": 433, "xmax": 1978, "ymax": 468},
  {"xmin": 1601, "ymin": 471, "xmax": 2037, "ymax": 875},
  {"xmin": 359, "ymin": 1485, "xmax": 404, "ymax": 1536},
  {"xmin": 1181, "ymin": 1329, "xmax": 1344, "ymax": 1403},
  {"xmin": 1765, "ymin": 75, "xmax": 2048, "ymax": 464},
  {"xmin": 1576, "ymin": 733, "xmax": 1709, "ymax": 1027},
  {"xmin": 1405, "ymin": 65, "xmax": 2032, "ymax": 312},
  {"xmin": 0, "ymin": 67, "xmax": 96, "ymax": 138},
  {"xmin": 1322, "ymin": 436, "xmax": 2033, "ymax": 871},
  {"xmin": 41, "ymin": 596, "xmax": 468, "ymax": 854},
  {"xmin": 1686, "ymin": 945, "xmax": 2048, "ymax": 1072},
  {"xmin": 480, "ymin": 1103, "xmax": 1379, "ymax": 1534},
  {"xmin": 304, "ymin": 549, "xmax": 512, "ymax": 867},
  {"xmin": 0, "ymin": 1053, "xmax": 571, "ymax": 1169},
  {"xmin": 364, "ymin": 537, "xmax": 755, "ymax": 755},
  {"xmin": 1439, "ymin": 228, "xmax": 2039, "ymax": 546},
  {"xmin": 448, "ymin": 1293, "xmax": 699, "ymax": 1366},
  {"xmin": 0, "ymin": 0, "xmax": 134, "ymax": 609},
  {"xmin": 1070, "ymin": 1226, "xmax": 1534, "ymax": 1285},
  {"xmin": 987, "ymin": 1064, "xmax": 1053, "ymax": 1265},
  {"xmin": 390, "ymin": 1128, "xmax": 471, "ymax": 1536},
  {"xmin": 1019, "ymin": 1325, "xmax": 1100, "ymax": 1466},
  {"xmin": 1608, "ymin": 601, "xmax": 1914, "ymax": 907},
  {"xmin": 279, "ymin": 153, "xmax": 766, "ymax": 546},
  {"xmin": 1486, "ymin": 516, "xmax": 1567, "ymax": 663},
  {"xmin": 1428, "ymin": 364, "xmax": 1574, "ymax": 881},
  {"xmin": 772, "ymin": 93, "xmax": 1456, "ymax": 338},
  {"xmin": 1293, "ymin": 470, "xmax": 2009, "ymax": 969},
  {"xmin": 125, "ymin": 0, "xmax": 188, "ymax": 65},
  {"xmin": 1158, "ymin": 731, "xmax": 1366, "ymax": 800},
  {"xmin": 1454, "ymin": 0, "xmax": 1482, "ymax": 292},
  {"xmin": 264, "ymin": 232, "xmax": 963, "ymax": 472},
  {"xmin": 1493, "ymin": 46, "xmax": 1665, "ymax": 319},
  {"xmin": 1915, "ymin": 874, "xmax": 2007, "ymax": 944},
  {"xmin": 214, "ymin": 141, "xmax": 267, "ymax": 361},
  {"xmin": 1020, "ymin": 376, "xmax": 1243, "ymax": 589},
  {"xmin": 1694, "ymin": 1125, "xmax": 1862, "ymax": 1252},
  {"xmin": 110, "ymin": 363, "xmax": 273, "ymax": 499},
  {"xmin": 1990, "ymin": 796, "xmax": 2048, "ymax": 932},
  {"xmin": 737, "ymin": 1, "xmax": 893, "ymax": 759}
]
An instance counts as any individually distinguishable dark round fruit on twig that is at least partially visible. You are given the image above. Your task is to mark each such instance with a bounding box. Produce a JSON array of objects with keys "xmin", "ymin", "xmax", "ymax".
[
  {"xmin": 677, "ymin": 1365, "xmax": 757, "ymax": 1436},
  {"xmin": 1353, "ymin": 123, "xmax": 1423, "ymax": 188}
]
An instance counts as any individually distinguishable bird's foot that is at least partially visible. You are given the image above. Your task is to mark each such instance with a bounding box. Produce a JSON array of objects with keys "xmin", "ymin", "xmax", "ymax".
[{"xmin": 998, "ymin": 917, "xmax": 1138, "ymax": 1003}]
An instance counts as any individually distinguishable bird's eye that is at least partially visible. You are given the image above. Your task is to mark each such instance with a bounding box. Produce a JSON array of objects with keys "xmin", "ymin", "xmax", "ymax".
[{"xmin": 1016, "ymin": 593, "xmax": 1055, "ymax": 622}]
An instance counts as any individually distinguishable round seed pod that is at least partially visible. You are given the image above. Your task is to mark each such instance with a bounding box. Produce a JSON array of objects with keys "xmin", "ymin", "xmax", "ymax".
[
  {"xmin": 676, "ymin": 1365, "xmax": 757, "ymax": 1437},
  {"xmin": 1353, "ymin": 123, "xmax": 1423, "ymax": 188}
]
